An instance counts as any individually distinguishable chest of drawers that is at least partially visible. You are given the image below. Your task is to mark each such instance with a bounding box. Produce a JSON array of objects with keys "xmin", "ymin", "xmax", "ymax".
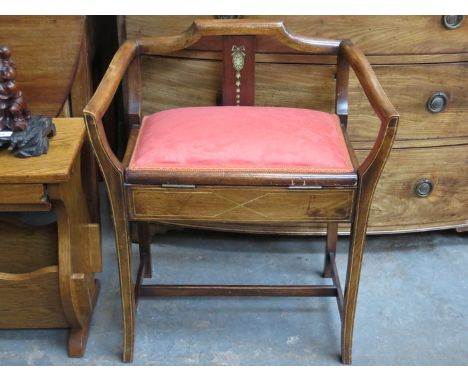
[{"xmin": 120, "ymin": 15, "xmax": 468, "ymax": 234}]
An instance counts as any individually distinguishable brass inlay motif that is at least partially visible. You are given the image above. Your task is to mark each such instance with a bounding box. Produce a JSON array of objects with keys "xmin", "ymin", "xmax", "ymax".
[{"xmin": 231, "ymin": 45, "xmax": 246, "ymax": 105}]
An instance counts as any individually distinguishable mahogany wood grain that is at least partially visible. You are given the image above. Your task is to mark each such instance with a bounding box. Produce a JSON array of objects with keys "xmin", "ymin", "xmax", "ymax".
[
  {"xmin": 137, "ymin": 58, "xmax": 468, "ymax": 145},
  {"xmin": 180, "ymin": 142, "xmax": 468, "ymax": 235},
  {"xmin": 127, "ymin": 187, "xmax": 355, "ymax": 222},
  {"xmin": 348, "ymin": 62, "xmax": 468, "ymax": 143},
  {"xmin": 122, "ymin": 127, "xmax": 140, "ymax": 167},
  {"xmin": 139, "ymin": 49, "xmax": 468, "ymax": 66},
  {"xmin": 323, "ymin": 223, "xmax": 338, "ymax": 278},
  {"xmin": 329, "ymin": 244, "xmax": 344, "ymax": 320},
  {"xmin": 137, "ymin": 19, "xmax": 340, "ymax": 56},
  {"xmin": 125, "ymin": 16, "xmax": 468, "ymax": 56},
  {"xmin": 356, "ymin": 145, "xmax": 468, "ymax": 231},
  {"xmin": 126, "ymin": 53, "xmax": 142, "ymax": 128},
  {"xmin": 139, "ymin": 284, "xmax": 338, "ymax": 297},
  {"xmin": 140, "ymin": 56, "xmax": 221, "ymax": 112},
  {"xmin": 126, "ymin": 169, "xmax": 358, "ymax": 188},
  {"xmin": 137, "ymin": 222, "xmax": 152, "ymax": 279}
]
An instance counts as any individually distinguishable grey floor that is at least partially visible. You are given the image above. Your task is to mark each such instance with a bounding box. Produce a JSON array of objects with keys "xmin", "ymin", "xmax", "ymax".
[{"xmin": 1, "ymin": 194, "xmax": 468, "ymax": 365}]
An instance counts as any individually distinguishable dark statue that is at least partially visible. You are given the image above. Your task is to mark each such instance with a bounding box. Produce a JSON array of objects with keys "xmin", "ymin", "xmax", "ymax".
[{"xmin": 0, "ymin": 45, "xmax": 55, "ymax": 158}]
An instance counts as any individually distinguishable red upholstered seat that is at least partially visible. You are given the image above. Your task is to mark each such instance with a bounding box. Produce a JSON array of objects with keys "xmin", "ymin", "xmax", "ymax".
[{"xmin": 126, "ymin": 106, "xmax": 356, "ymax": 186}]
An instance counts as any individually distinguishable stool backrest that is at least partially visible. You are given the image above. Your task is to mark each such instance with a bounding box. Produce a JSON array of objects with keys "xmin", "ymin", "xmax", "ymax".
[{"xmin": 124, "ymin": 19, "xmax": 344, "ymax": 128}]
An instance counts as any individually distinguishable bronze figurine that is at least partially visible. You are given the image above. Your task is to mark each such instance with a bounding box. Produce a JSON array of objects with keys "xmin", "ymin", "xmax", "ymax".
[{"xmin": 0, "ymin": 45, "xmax": 55, "ymax": 157}]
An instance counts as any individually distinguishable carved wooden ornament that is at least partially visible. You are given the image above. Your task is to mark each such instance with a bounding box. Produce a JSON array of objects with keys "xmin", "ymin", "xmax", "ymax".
[{"xmin": 0, "ymin": 45, "xmax": 55, "ymax": 157}]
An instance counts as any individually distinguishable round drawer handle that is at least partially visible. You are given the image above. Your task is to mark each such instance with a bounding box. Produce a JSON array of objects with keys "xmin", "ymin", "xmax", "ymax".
[
  {"xmin": 442, "ymin": 15, "xmax": 464, "ymax": 29},
  {"xmin": 415, "ymin": 179, "xmax": 433, "ymax": 198},
  {"xmin": 427, "ymin": 92, "xmax": 448, "ymax": 113}
]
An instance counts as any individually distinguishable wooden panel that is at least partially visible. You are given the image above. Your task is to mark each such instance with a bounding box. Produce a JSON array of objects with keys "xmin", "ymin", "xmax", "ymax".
[
  {"xmin": 0, "ymin": 16, "xmax": 85, "ymax": 116},
  {"xmin": 358, "ymin": 144, "xmax": 468, "ymax": 232},
  {"xmin": 0, "ymin": 118, "xmax": 85, "ymax": 184},
  {"xmin": 127, "ymin": 186, "xmax": 354, "ymax": 222},
  {"xmin": 249, "ymin": 16, "xmax": 468, "ymax": 55},
  {"xmin": 141, "ymin": 56, "xmax": 221, "ymax": 114},
  {"xmin": 140, "ymin": 57, "xmax": 468, "ymax": 144},
  {"xmin": 0, "ymin": 266, "xmax": 69, "ymax": 329},
  {"xmin": 0, "ymin": 220, "xmax": 57, "ymax": 273},
  {"xmin": 260, "ymin": 61, "xmax": 468, "ymax": 143},
  {"xmin": 125, "ymin": 15, "xmax": 468, "ymax": 56},
  {"xmin": 77, "ymin": 223, "xmax": 102, "ymax": 273},
  {"xmin": 349, "ymin": 63, "xmax": 468, "ymax": 142}
]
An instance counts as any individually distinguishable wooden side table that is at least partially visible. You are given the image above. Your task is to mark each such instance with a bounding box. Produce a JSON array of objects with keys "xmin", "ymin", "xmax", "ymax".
[{"xmin": 0, "ymin": 118, "xmax": 101, "ymax": 357}]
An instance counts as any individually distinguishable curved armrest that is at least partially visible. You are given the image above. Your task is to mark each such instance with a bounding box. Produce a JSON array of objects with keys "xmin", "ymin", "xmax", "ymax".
[
  {"xmin": 341, "ymin": 40, "xmax": 399, "ymax": 175},
  {"xmin": 83, "ymin": 40, "xmax": 138, "ymax": 174}
]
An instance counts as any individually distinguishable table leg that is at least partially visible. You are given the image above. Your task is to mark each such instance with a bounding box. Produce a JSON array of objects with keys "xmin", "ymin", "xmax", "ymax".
[{"xmin": 47, "ymin": 158, "xmax": 101, "ymax": 357}]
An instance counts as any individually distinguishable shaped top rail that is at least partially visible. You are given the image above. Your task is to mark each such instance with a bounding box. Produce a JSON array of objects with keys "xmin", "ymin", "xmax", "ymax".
[{"xmin": 137, "ymin": 19, "xmax": 341, "ymax": 55}]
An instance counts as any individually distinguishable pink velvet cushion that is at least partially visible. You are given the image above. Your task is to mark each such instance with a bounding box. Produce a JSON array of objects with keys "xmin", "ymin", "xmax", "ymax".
[{"xmin": 128, "ymin": 106, "xmax": 354, "ymax": 174}]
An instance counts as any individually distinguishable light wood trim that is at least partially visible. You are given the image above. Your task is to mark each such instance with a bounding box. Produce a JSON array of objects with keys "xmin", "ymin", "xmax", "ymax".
[{"xmin": 352, "ymin": 137, "xmax": 468, "ymax": 150}]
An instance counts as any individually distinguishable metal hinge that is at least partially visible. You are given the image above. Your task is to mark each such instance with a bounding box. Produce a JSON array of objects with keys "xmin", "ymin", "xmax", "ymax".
[{"xmin": 288, "ymin": 185, "xmax": 323, "ymax": 190}]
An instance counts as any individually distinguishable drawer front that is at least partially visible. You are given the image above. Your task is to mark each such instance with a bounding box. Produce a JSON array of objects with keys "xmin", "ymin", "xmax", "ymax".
[
  {"xmin": 348, "ymin": 62, "xmax": 468, "ymax": 142},
  {"xmin": 125, "ymin": 15, "xmax": 468, "ymax": 55},
  {"xmin": 0, "ymin": 184, "xmax": 50, "ymax": 211},
  {"xmin": 127, "ymin": 187, "xmax": 354, "ymax": 222},
  {"xmin": 357, "ymin": 144, "xmax": 468, "ymax": 232}
]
